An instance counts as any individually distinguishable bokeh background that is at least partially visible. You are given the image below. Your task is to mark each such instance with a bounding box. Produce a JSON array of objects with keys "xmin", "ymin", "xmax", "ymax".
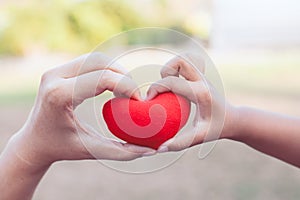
[{"xmin": 1, "ymin": 0, "xmax": 300, "ymax": 199}]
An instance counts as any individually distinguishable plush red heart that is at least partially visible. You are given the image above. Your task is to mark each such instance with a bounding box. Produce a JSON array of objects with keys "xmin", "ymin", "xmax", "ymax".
[{"xmin": 102, "ymin": 92, "xmax": 191, "ymax": 149}]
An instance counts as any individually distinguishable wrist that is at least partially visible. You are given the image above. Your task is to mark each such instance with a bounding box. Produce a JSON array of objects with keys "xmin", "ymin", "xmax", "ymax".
[
  {"xmin": 0, "ymin": 132, "xmax": 51, "ymax": 200},
  {"xmin": 220, "ymin": 104, "xmax": 241, "ymax": 141},
  {"xmin": 7, "ymin": 130, "xmax": 53, "ymax": 171},
  {"xmin": 225, "ymin": 106, "xmax": 254, "ymax": 143}
]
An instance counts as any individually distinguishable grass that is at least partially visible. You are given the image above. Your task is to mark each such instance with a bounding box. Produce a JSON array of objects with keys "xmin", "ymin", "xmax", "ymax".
[
  {"xmin": 218, "ymin": 58, "xmax": 300, "ymax": 99},
  {"xmin": 0, "ymin": 90, "xmax": 36, "ymax": 105}
]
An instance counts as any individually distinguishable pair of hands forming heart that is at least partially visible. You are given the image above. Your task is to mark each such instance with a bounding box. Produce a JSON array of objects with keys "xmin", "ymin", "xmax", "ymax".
[
  {"xmin": 0, "ymin": 51, "xmax": 237, "ymax": 200},
  {"xmin": 103, "ymin": 53, "xmax": 235, "ymax": 152},
  {"xmin": 9, "ymin": 52, "xmax": 234, "ymax": 168}
]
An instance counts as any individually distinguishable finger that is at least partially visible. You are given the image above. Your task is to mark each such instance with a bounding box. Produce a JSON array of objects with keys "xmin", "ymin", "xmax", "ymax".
[
  {"xmin": 184, "ymin": 53, "xmax": 206, "ymax": 74},
  {"xmin": 95, "ymin": 140, "xmax": 156, "ymax": 161},
  {"xmin": 106, "ymin": 141, "xmax": 157, "ymax": 160},
  {"xmin": 157, "ymin": 127, "xmax": 206, "ymax": 152},
  {"xmin": 113, "ymin": 142, "xmax": 157, "ymax": 157},
  {"xmin": 161, "ymin": 54, "xmax": 205, "ymax": 81},
  {"xmin": 67, "ymin": 70, "xmax": 140, "ymax": 107},
  {"xmin": 77, "ymin": 124, "xmax": 156, "ymax": 161},
  {"xmin": 47, "ymin": 52, "xmax": 129, "ymax": 79},
  {"xmin": 147, "ymin": 76, "xmax": 206, "ymax": 103},
  {"xmin": 82, "ymin": 139, "xmax": 156, "ymax": 161},
  {"xmin": 193, "ymin": 105, "xmax": 202, "ymax": 127}
]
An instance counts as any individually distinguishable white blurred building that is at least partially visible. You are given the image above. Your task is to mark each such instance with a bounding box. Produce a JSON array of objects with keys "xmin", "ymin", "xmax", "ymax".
[{"xmin": 211, "ymin": 0, "xmax": 300, "ymax": 50}]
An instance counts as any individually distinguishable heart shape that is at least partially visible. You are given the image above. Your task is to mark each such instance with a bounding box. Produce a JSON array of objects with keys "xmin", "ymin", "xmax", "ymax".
[{"xmin": 102, "ymin": 92, "xmax": 191, "ymax": 149}]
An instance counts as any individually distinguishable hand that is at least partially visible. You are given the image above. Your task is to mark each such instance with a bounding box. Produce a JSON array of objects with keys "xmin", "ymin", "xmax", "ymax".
[
  {"xmin": 147, "ymin": 54, "xmax": 238, "ymax": 152},
  {"xmin": 10, "ymin": 52, "xmax": 155, "ymax": 167}
]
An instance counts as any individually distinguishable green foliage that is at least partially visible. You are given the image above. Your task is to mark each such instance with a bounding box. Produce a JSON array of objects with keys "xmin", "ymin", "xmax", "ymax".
[{"xmin": 0, "ymin": 0, "xmax": 143, "ymax": 55}]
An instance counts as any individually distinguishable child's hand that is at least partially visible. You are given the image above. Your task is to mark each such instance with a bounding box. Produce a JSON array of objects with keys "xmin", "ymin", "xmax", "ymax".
[
  {"xmin": 11, "ymin": 52, "xmax": 155, "ymax": 167},
  {"xmin": 147, "ymin": 54, "xmax": 238, "ymax": 152}
]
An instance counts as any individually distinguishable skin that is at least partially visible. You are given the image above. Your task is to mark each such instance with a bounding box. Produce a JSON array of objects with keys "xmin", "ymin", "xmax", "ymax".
[
  {"xmin": 0, "ymin": 52, "xmax": 299, "ymax": 199},
  {"xmin": 147, "ymin": 54, "xmax": 300, "ymax": 168},
  {"xmin": 0, "ymin": 53, "xmax": 155, "ymax": 200}
]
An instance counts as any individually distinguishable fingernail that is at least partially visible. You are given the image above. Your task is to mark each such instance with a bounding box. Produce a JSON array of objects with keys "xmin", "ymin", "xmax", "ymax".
[
  {"xmin": 143, "ymin": 150, "xmax": 156, "ymax": 157},
  {"xmin": 145, "ymin": 90, "xmax": 154, "ymax": 101},
  {"xmin": 132, "ymin": 91, "xmax": 141, "ymax": 101},
  {"xmin": 157, "ymin": 146, "xmax": 168, "ymax": 153},
  {"xmin": 144, "ymin": 96, "xmax": 150, "ymax": 101},
  {"xmin": 144, "ymin": 94, "xmax": 151, "ymax": 101},
  {"xmin": 140, "ymin": 93, "xmax": 147, "ymax": 101}
]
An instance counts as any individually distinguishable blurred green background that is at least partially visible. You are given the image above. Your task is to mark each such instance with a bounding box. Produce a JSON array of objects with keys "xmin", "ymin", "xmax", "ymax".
[
  {"xmin": 0, "ymin": 0, "xmax": 300, "ymax": 200},
  {"xmin": 0, "ymin": 0, "xmax": 143, "ymax": 55},
  {"xmin": 0, "ymin": 0, "xmax": 208, "ymax": 56}
]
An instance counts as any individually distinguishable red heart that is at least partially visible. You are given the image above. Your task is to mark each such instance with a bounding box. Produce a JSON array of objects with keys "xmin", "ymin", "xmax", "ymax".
[{"xmin": 102, "ymin": 92, "xmax": 191, "ymax": 149}]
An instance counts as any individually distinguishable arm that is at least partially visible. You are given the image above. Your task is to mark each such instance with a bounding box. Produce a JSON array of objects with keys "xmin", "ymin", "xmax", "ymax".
[
  {"xmin": 0, "ymin": 53, "xmax": 155, "ymax": 200},
  {"xmin": 0, "ymin": 134, "xmax": 50, "ymax": 200},
  {"xmin": 235, "ymin": 107, "xmax": 300, "ymax": 167},
  {"xmin": 148, "ymin": 54, "xmax": 300, "ymax": 168}
]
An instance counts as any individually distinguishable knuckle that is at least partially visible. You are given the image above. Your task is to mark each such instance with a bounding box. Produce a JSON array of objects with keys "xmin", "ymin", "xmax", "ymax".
[
  {"xmin": 40, "ymin": 73, "xmax": 48, "ymax": 84},
  {"xmin": 44, "ymin": 83, "xmax": 61, "ymax": 103},
  {"xmin": 88, "ymin": 52, "xmax": 109, "ymax": 66},
  {"xmin": 199, "ymin": 92, "xmax": 211, "ymax": 105},
  {"xmin": 40, "ymin": 69, "xmax": 53, "ymax": 84},
  {"xmin": 101, "ymin": 70, "xmax": 115, "ymax": 85},
  {"xmin": 90, "ymin": 52, "xmax": 104, "ymax": 58},
  {"xmin": 42, "ymin": 80, "xmax": 68, "ymax": 107},
  {"xmin": 160, "ymin": 67, "xmax": 168, "ymax": 77},
  {"xmin": 176, "ymin": 57, "xmax": 188, "ymax": 67},
  {"xmin": 195, "ymin": 84, "xmax": 211, "ymax": 103},
  {"xmin": 202, "ymin": 89, "xmax": 212, "ymax": 102},
  {"xmin": 96, "ymin": 70, "xmax": 116, "ymax": 93},
  {"xmin": 162, "ymin": 67, "xmax": 178, "ymax": 78}
]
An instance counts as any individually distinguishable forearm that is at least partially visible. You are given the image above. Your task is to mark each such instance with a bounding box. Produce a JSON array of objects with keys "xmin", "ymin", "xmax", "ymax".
[
  {"xmin": 234, "ymin": 106, "xmax": 300, "ymax": 167},
  {"xmin": 0, "ymin": 134, "xmax": 50, "ymax": 200}
]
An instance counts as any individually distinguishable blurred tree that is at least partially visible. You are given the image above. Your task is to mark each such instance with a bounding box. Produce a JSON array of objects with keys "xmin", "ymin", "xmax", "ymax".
[
  {"xmin": 0, "ymin": 0, "xmax": 143, "ymax": 55},
  {"xmin": 0, "ymin": 0, "xmax": 206, "ymax": 56}
]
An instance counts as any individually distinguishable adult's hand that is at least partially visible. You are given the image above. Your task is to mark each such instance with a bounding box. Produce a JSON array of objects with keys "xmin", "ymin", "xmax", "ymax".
[{"xmin": 0, "ymin": 53, "xmax": 155, "ymax": 200}]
